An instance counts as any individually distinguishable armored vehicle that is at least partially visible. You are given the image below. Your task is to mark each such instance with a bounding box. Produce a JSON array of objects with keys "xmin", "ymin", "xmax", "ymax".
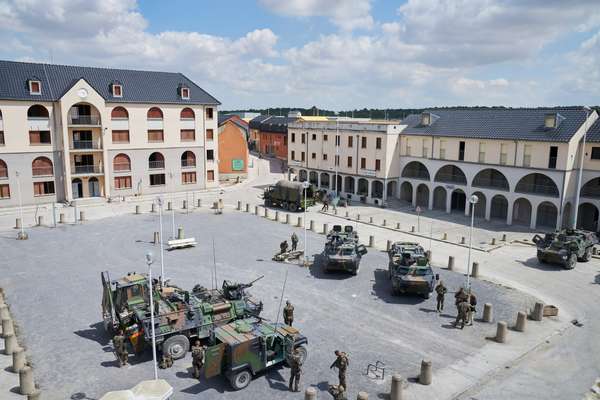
[
  {"xmin": 101, "ymin": 272, "xmax": 263, "ymax": 359},
  {"xmin": 388, "ymin": 242, "xmax": 437, "ymax": 298},
  {"xmin": 263, "ymin": 180, "xmax": 315, "ymax": 211},
  {"xmin": 533, "ymin": 229, "xmax": 597, "ymax": 269},
  {"xmin": 204, "ymin": 318, "xmax": 308, "ymax": 390},
  {"xmin": 323, "ymin": 225, "xmax": 367, "ymax": 275}
]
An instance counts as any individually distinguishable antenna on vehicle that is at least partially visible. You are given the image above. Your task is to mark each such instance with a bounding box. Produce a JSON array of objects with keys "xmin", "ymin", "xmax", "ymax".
[
  {"xmin": 212, "ymin": 237, "xmax": 218, "ymax": 290},
  {"xmin": 274, "ymin": 267, "xmax": 289, "ymax": 327}
]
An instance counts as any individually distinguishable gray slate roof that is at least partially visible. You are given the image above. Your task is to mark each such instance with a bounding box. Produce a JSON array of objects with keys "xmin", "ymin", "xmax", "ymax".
[
  {"xmin": 0, "ymin": 60, "xmax": 220, "ymax": 105},
  {"xmin": 249, "ymin": 115, "xmax": 299, "ymax": 133},
  {"xmin": 586, "ymin": 118, "xmax": 600, "ymax": 142},
  {"xmin": 401, "ymin": 107, "xmax": 590, "ymax": 142}
]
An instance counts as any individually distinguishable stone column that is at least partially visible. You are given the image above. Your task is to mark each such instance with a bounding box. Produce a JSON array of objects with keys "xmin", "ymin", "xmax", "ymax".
[
  {"xmin": 506, "ymin": 202, "xmax": 513, "ymax": 225},
  {"xmin": 304, "ymin": 387, "xmax": 317, "ymax": 400},
  {"xmin": 471, "ymin": 262, "xmax": 479, "ymax": 278},
  {"xmin": 485, "ymin": 199, "xmax": 492, "ymax": 221},
  {"xmin": 177, "ymin": 227, "xmax": 184, "ymax": 240},
  {"xmin": 412, "ymin": 185, "xmax": 418, "ymax": 207},
  {"xmin": 428, "ymin": 185, "xmax": 434, "ymax": 211},
  {"xmin": 483, "ymin": 303, "xmax": 493, "ymax": 322},
  {"xmin": 464, "ymin": 196, "xmax": 471, "ymax": 217},
  {"xmin": 369, "ymin": 235, "xmax": 375, "ymax": 247},
  {"xmin": 531, "ymin": 302, "xmax": 544, "ymax": 321},
  {"xmin": 19, "ymin": 366, "xmax": 35, "ymax": 395},
  {"xmin": 515, "ymin": 311, "xmax": 527, "ymax": 332},
  {"xmin": 445, "ymin": 191, "xmax": 452, "ymax": 214},
  {"xmin": 448, "ymin": 256, "xmax": 454, "ymax": 270},
  {"xmin": 11, "ymin": 347, "xmax": 25, "ymax": 373},
  {"xmin": 495, "ymin": 321, "xmax": 508, "ymax": 343},
  {"xmin": 419, "ymin": 360, "xmax": 432, "ymax": 385},
  {"xmin": 390, "ymin": 374, "xmax": 403, "ymax": 400},
  {"xmin": 4, "ymin": 333, "xmax": 17, "ymax": 355}
]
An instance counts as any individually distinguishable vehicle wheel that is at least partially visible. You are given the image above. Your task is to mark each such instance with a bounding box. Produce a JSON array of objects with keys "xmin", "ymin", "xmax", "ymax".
[
  {"xmin": 230, "ymin": 369, "xmax": 252, "ymax": 390},
  {"xmin": 581, "ymin": 247, "xmax": 592, "ymax": 262},
  {"xmin": 281, "ymin": 202, "xmax": 289, "ymax": 210},
  {"xmin": 264, "ymin": 199, "xmax": 272, "ymax": 207},
  {"xmin": 289, "ymin": 203, "xmax": 298, "ymax": 212},
  {"xmin": 565, "ymin": 254, "xmax": 577, "ymax": 270},
  {"xmin": 163, "ymin": 335, "xmax": 190, "ymax": 360}
]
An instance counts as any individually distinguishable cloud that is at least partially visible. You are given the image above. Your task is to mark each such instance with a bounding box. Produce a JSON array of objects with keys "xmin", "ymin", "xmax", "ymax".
[{"xmin": 258, "ymin": 0, "xmax": 373, "ymax": 31}]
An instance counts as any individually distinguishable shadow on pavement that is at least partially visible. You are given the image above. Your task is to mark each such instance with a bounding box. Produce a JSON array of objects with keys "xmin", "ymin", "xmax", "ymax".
[
  {"xmin": 73, "ymin": 322, "xmax": 112, "ymax": 346},
  {"xmin": 370, "ymin": 269, "xmax": 425, "ymax": 305},
  {"xmin": 265, "ymin": 367, "xmax": 290, "ymax": 391},
  {"xmin": 516, "ymin": 257, "xmax": 563, "ymax": 271},
  {"xmin": 308, "ymin": 254, "xmax": 354, "ymax": 280},
  {"xmin": 71, "ymin": 392, "xmax": 98, "ymax": 400}
]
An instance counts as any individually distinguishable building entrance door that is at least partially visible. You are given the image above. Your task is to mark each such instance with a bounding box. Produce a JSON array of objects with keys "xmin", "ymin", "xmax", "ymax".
[
  {"xmin": 88, "ymin": 177, "xmax": 100, "ymax": 197},
  {"xmin": 72, "ymin": 178, "xmax": 83, "ymax": 199}
]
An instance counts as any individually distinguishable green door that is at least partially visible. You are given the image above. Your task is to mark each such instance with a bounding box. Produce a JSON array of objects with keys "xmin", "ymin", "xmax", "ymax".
[{"xmin": 204, "ymin": 343, "xmax": 226, "ymax": 378}]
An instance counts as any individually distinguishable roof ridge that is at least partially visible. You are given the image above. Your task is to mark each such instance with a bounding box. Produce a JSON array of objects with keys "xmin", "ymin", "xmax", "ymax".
[{"xmin": 0, "ymin": 59, "xmax": 184, "ymax": 76}]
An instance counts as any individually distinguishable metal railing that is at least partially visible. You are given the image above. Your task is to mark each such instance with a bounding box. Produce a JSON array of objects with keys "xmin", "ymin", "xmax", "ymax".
[
  {"xmin": 434, "ymin": 173, "xmax": 467, "ymax": 185},
  {"xmin": 181, "ymin": 160, "xmax": 196, "ymax": 168},
  {"xmin": 32, "ymin": 167, "xmax": 54, "ymax": 176},
  {"xmin": 581, "ymin": 187, "xmax": 600, "ymax": 199},
  {"xmin": 515, "ymin": 182, "xmax": 558, "ymax": 197},
  {"xmin": 72, "ymin": 140, "xmax": 101, "ymax": 150},
  {"xmin": 148, "ymin": 160, "xmax": 165, "ymax": 170},
  {"xmin": 472, "ymin": 178, "xmax": 509, "ymax": 191},
  {"xmin": 72, "ymin": 165, "xmax": 103, "ymax": 174},
  {"xmin": 69, "ymin": 115, "xmax": 100, "ymax": 125},
  {"xmin": 401, "ymin": 168, "xmax": 429, "ymax": 180},
  {"xmin": 113, "ymin": 162, "xmax": 131, "ymax": 172}
]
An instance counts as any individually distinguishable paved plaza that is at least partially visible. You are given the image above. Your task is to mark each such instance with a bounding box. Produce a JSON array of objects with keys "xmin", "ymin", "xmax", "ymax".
[{"xmin": 0, "ymin": 209, "xmax": 540, "ymax": 400}]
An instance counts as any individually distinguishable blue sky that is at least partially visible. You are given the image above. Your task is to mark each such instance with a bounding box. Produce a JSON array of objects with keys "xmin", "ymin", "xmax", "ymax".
[{"xmin": 1, "ymin": 0, "xmax": 599, "ymax": 109}]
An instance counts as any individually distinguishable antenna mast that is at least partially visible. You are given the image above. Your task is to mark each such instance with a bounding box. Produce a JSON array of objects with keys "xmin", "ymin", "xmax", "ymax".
[{"xmin": 274, "ymin": 267, "xmax": 289, "ymax": 326}]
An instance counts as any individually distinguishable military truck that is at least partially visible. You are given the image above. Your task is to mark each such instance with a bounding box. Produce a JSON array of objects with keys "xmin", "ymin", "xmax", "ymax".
[
  {"xmin": 101, "ymin": 272, "xmax": 264, "ymax": 359},
  {"xmin": 388, "ymin": 242, "xmax": 437, "ymax": 298},
  {"xmin": 204, "ymin": 318, "xmax": 308, "ymax": 390},
  {"xmin": 263, "ymin": 180, "xmax": 316, "ymax": 211},
  {"xmin": 323, "ymin": 225, "xmax": 367, "ymax": 275},
  {"xmin": 533, "ymin": 229, "xmax": 597, "ymax": 269}
]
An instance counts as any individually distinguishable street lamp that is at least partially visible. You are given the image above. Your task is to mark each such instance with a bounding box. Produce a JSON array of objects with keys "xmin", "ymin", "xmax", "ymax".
[
  {"xmin": 466, "ymin": 195, "xmax": 478, "ymax": 292},
  {"xmin": 302, "ymin": 181, "xmax": 310, "ymax": 266},
  {"xmin": 169, "ymin": 172, "xmax": 175, "ymax": 239},
  {"xmin": 145, "ymin": 252, "xmax": 158, "ymax": 380},
  {"xmin": 156, "ymin": 197, "xmax": 165, "ymax": 288},
  {"xmin": 573, "ymin": 105, "xmax": 592, "ymax": 228},
  {"xmin": 15, "ymin": 171, "xmax": 27, "ymax": 240}
]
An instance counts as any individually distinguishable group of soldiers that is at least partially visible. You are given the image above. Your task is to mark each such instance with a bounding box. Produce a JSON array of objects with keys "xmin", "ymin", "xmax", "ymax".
[
  {"xmin": 289, "ymin": 346, "xmax": 349, "ymax": 399},
  {"xmin": 434, "ymin": 281, "xmax": 478, "ymax": 329},
  {"xmin": 279, "ymin": 232, "xmax": 299, "ymax": 254}
]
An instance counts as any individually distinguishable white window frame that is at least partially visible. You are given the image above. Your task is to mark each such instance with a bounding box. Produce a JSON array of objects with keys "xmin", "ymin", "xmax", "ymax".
[
  {"xmin": 181, "ymin": 87, "xmax": 190, "ymax": 99},
  {"xmin": 112, "ymin": 84, "xmax": 123, "ymax": 98},
  {"xmin": 29, "ymin": 80, "xmax": 41, "ymax": 95}
]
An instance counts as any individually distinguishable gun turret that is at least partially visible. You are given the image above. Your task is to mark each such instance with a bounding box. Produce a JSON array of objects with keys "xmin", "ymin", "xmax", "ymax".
[{"xmin": 222, "ymin": 275, "xmax": 265, "ymax": 300}]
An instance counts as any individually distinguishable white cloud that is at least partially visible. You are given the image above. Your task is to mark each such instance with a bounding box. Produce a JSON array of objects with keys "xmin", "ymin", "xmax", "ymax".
[{"xmin": 258, "ymin": 0, "xmax": 373, "ymax": 31}]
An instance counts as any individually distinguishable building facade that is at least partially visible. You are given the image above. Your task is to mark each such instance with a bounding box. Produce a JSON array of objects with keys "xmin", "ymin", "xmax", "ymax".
[
  {"xmin": 287, "ymin": 108, "xmax": 600, "ymax": 230},
  {"xmin": 0, "ymin": 60, "xmax": 220, "ymax": 207},
  {"xmin": 249, "ymin": 113, "xmax": 300, "ymax": 161},
  {"xmin": 218, "ymin": 115, "xmax": 249, "ymax": 181}
]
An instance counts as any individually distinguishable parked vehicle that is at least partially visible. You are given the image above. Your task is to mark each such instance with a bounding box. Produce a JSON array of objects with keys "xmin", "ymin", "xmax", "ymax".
[
  {"xmin": 388, "ymin": 242, "xmax": 437, "ymax": 298},
  {"xmin": 263, "ymin": 180, "xmax": 316, "ymax": 211},
  {"xmin": 533, "ymin": 229, "xmax": 597, "ymax": 269},
  {"xmin": 323, "ymin": 225, "xmax": 367, "ymax": 275}
]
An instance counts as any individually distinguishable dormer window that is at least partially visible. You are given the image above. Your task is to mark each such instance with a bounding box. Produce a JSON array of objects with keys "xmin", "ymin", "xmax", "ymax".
[
  {"xmin": 544, "ymin": 113, "xmax": 563, "ymax": 129},
  {"xmin": 181, "ymin": 87, "xmax": 190, "ymax": 99},
  {"xmin": 112, "ymin": 84, "xmax": 123, "ymax": 98},
  {"xmin": 29, "ymin": 80, "xmax": 41, "ymax": 95},
  {"xmin": 420, "ymin": 112, "xmax": 438, "ymax": 127}
]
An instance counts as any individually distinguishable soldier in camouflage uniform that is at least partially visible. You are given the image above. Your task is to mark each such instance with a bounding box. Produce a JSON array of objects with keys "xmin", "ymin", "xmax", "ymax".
[
  {"xmin": 453, "ymin": 300, "xmax": 471, "ymax": 329},
  {"xmin": 283, "ymin": 300, "xmax": 295, "ymax": 326},
  {"xmin": 291, "ymin": 232, "xmax": 299, "ymax": 251},
  {"xmin": 280, "ymin": 240, "xmax": 289, "ymax": 254},
  {"xmin": 328, "ymin": 384, "xmax": 347, "ymax": 400},
  {"xmin": 454, "ymin": 287, "xmax": 468, "ymax": 310},
  {"xmin": 159, "ymin": 352, "xmax": 173, "ymax": 369},
  {"xmin": 330, "ymin": 350, "xmax": 349, "ymax": 391},
  {"xmin": 435, "ymin": 280, "xmax": 447, "ymax": 312},
  {"xmin": 113, "ymin": 329, "xmax": 128, "ymax": 367},
  {"xmin": 467, "ymin": 291, "xmax": 477, "ymax": 325},
  {"xmin": 191, "ymin": 339, "xmax": 205, "ymax": 379},
  {"xmin": 288, "ymin": 348, "xmax": 303, "ymax": 392}
]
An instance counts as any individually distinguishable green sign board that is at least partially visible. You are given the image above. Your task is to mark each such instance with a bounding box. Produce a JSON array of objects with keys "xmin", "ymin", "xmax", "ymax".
[{"xmin": 232, "ymin": 159, "xmax": 244, "ymax": 171}]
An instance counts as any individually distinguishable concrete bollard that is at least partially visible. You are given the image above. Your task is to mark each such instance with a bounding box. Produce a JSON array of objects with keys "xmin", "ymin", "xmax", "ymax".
[
  {"xmin": 197, "ymin": 199, "xmax": 202, "ymax": 208},
  {"xmin": 237, "ymin": 201, "xmax": 241, "ymax": 210},
  {"xmin": 11, "ymin": 347, "xmax": 25, "ymax": 373},
  {"xmin": 177, "ymin": 227, "xmax": 184, "ymax": 240},
  {"xmin": 0, "ymin": 304, "xmax": 10, "ymax": 320},
  {"xmin": 79, "ymin": 211, "xmax": 85, "ymax": 222},
  {"xmin": 390, "ymin": 373, "xmax": 403, "ymax": 400},
  {"xmin": 411, "ymin": 226, "xmax": 415, "ymax": 232},
  {"xmin": 59, "ymin": 213, "xmax": 66, "ymax": 223},
  {"xmin": 297, "ymin": 217, "xmax": 303, "ymax": 227},
  {"xmin": 396, "ymin": 222, "xmax": 401, "ymax": 230},
  {"xmin": 28, "ymin": 391, "xmax": 41, "ymax": 400},
  {"xmin": 448, "ymin": 256, "xmax": 454, "ymax": 271},
  {"xmin": 151, "ymin": 203, "xmax": 157, "ymax": 213},
  {"xmin": 135, "ymin": 205, "xmax": 140, "ymax": 215},
  {"xmin": 167, "ymin": 202, "xmax": 172, "ymax": 211},
  {"xmin": 515, "ymin": 311, "xmax": 527, "ymax": 332},
  {"xmin": 483, "ymin": 303, "xmax": 493, "ymax": 323},
  {"xmin": 323, "ymin": 223, "xmax": 328, "ymax": 234},
  {"xmin": 183, "ymin": 200, "xmax": 188, "ymax": 210},
  {"xmin": 15, "ymin": 218, "xmax": 22, "ymax": 229},
  {"xmin": 491, "ymin": 238, "xmax": 496, "ymax": 245},
  {"xmin": 369, "ymin": 216, "xmax": 374, "ymax": 223},
  {"xmin": 4, "ymin": 333, "xmax": 17, "ymax": 355},
  {"xmin": 442, "ymin": 232, "xmax": 448, "ymax": 240},
  {"xmin": 369, "ymin": 235, "xmax": 375, "ymax": 247},
  {"xmin": 357, "ymin": 392, "xmax": 369, "ymax": 400},
  {"xmin": 2, "ymin": 317, "xmax": 14, "ymax": 337},
  {"xmin": 264, "ymin": 208, "xmax": 269, "ymax": 218},
  {"xmin": 275, "ymin": 211, "xmax": 280, "ymax": 222},
  {"xmin": 310, "ymin": 220, "xmax": 315, "ymax": 231},
  {"xmin": 243, "ymin": 203, "xmax": 248, "ymax": 213},
  {"xmin": 471, "ymin": 262, "xmax": 479, "ymax": 278},
  {"xmin": 383, "ymin": 219, "xmax": 387, "ymax": 227},
  {"xmin": 19, "ymin": 366, "xmax": 35, "ymax": 395},
  {"xmin": 357, "ymin": 214, "xmax": 361, "ymax": 221},
  {"xmin": 254, "ymin": 206, "xmax": 259, "ymax": 215},
  {"xmin": 304, "ymin": 387, "xmax": 317, "ymax": 400},
  {"xmin": 495, "ymin": 321, "xmax": 508, "ymax": 343},
  {"xmin": 345, "ymin": 211, "xmax": 349, "ymax": 218},
  {"xmin": 387, "ymin": 240, "xmax": 392, "ymax": 251},
  {"xmin": 461, "ymin": 236, "xmax": 466, "ymax": 244},
  {"xmin": 37, "ymin": 216, "xmax": 44, "ymax": 226},
  {"xmin": 153, "ymin": 231, "xmax": 160, "ymax": 245},
  {"xmin": 419, "ymin": 359, "xmax": 432, "ymax": 385},
  {"xmin": 531, "ymin": 302, "xmax": 544, "ymax": 321}
]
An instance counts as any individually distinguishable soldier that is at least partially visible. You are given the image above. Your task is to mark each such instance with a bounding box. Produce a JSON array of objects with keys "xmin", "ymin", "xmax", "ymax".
[
  {"xmin": 113, "ymin": 329, "xmax": 128, "ymax": 367},
  {"xmin": 454, "ymin": 287, "xmax": 468, "ymax": 310},
  {"xmin": 453, "ymin": 300, "xmax": 470, "ymax": 329},
  {"xmin": 330, "ymin": 350, "xmax": 349, "ymax": 391},
  {"xmin": 467, "ymin": 291, "xmax": 477, "ymax": 325},
  {"xmin": 159, "ymin": 352, "xmax": 173, "ymax": 369},
  {"xmin": 288, "ymin": 348, "xmax": 302, "ymax": 392},
  {"xmin": 191, "ymin": 339, "xmax": 205, "ymax": 379},
  {"xmin": 435, "ymin": 280, "xmax": 447, "ymax": 312},
  {"xmin": 322, "ymin": 199, "xmax": 329, "ymax": 212},
  {"xmin": 328, "ymin": 384, "xmax": 347, "ymax": 400},
  {"xmin": 283, "ymin": 300, "xmax": 295, "ymax": 326},
  {"xmin": 291, "ymin": 232, "xmax": 299, "ymax": 251},
  {"xmin": 280, "ymin": 240, "xmax": 289, "ymax": 254}
]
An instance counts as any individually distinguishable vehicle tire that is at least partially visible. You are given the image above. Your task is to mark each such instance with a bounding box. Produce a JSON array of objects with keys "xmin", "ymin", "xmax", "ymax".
[
  {"xmin": 163, "ymin": 335, "xmax": 190, "ymax": 360},
  {"xmin": 565, "ymin": 254, "xmax": 577, "ymax": 270},
  {"xmin": 289, "ymin": 203, "xmax": 298, "ymax": 212},
  {"xmin": 230, "ymin": 369, "xmax": 252, "ymax": 390},
  {"xmin": 581, "ymin": 247, "xmax": 592, "ymax": 262},
  {"xmin": 264, "ymin": 199, "xmax": 272, "ymax": 207},
  {"xmin": 281, "ymin": 202, "xmax": 289, "ymax": 210}
]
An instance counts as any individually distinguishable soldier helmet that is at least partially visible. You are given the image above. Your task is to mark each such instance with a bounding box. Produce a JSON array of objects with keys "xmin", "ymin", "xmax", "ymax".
[
  {"xmin": 286, "ymin": 300, "xmax": 290, "ymax": 305},
  {"xmin": 195, "ymin": 339, "xmax": 201, "ymax": 345},
  {"xmin": 334, "ymin": 350, "xmax": 340, "ymax": 355}
]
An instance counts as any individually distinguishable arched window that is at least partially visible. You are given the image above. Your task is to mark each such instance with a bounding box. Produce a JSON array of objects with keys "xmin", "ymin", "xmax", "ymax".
[
  {"xmin": 147, "ymin": 107, "xmax": 163, "ymax": 119},
  {"xmin": 111, "ymin": 107, "xmax": 129, "ymax": 119},
  {"xmin": 149, "ymin": 152, "xmax": 165, "ymax": 169},
  {"xmin": 180, "ymin": 108, "xmax": 195, "ymax": 119},
  {"xmin": 434, "ymin": 165, "xmax": 467, "ymax": 185},
  {"xmin": 515, "ymin": 173, "xmax": 558, "ymax": 197},
  {"xmin": 27, "ymin": 105, "xmax": 49, "ymax": 119},
  {"xmin": 113, "ymin": 154, "xmax": 131, "ymax": 172},
  {"xmin": 181, "ymin": 151, "xmax": 196, "ymax": 168},
  {"xmin": 32, "ymin": 156, "xmax": 53, "ymax": 176},
  {"xmin": 0, "ymin": 159, "xmax": 7, "ymax": 178}
]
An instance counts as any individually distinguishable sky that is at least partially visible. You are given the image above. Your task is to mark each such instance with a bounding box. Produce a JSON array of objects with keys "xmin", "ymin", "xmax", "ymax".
[{"xmin": 1, "ymin": 0, "xmax": 600, "ymax": 110}]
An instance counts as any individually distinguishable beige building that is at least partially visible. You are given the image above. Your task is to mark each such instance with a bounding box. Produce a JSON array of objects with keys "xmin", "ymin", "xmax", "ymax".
[
  {"xmin": 288, "ymin": 108, "xmax": 600, "ymax": 230},
  {"xmin": 0, "ymin": 60, "xmax": 220, "ymax": 207}
]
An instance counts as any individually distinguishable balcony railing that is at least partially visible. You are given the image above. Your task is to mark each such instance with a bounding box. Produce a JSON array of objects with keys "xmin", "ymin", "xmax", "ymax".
[
  {"xmin": 181, "ymin": 160, "xmax": 196, "ymax": 168},
  {"xmin": 72, "ymin": 165, "xmax": 103, "ymax": 174},
  {"xmin": 402, "ymin": 168, "xmax": 429, "ymax": 180},
  {"xmin": 149, "ymin": 161, "xmax": 165, "ymax": 170},
  {"xmin": 72, "ymin": 140, "xmax": 101, "ymax": 150},
  {"xmin": 113, "ymin": 163, "xmax": 131, "ymax": 172},
  {"xmin": 32, "ymin": 167, "xmax": 54, "ymax": 177},
  {"xmin": 515, "ymin": 183, "xmax": 558, "ymax": 197},
  {"xmin": 434, "ymin": 173, "xmax": 467, "ymax": 185},
  {"xmin": 69, "ymin": 115, "xmax": 100, "ymax": 125},
  {"xmin": 472, "ymin": 179, "xmax": 509, "ymax": 191}
]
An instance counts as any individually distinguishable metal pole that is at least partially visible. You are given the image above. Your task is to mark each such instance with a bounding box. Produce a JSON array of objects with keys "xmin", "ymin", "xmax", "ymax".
[
  {"xmin": 466, "ymin": 202, "xmax": 475, "ymax": 292},
  {"xmin": 52, "ymin": 202, "xmax": 57, "ymax": 228},
  {"xmin": 304, "ymin": 187, "xmax": 308, "ymax": 265},
  {"xmin": 158, "ymin": 198, "xmax": 165, "ymax": 287},
  {"xmin": 573, "ymin": 107, "xmax": 591, "ymax": 228},
  {"xmin": 16, "ymin": 171, "xmax": 25, "ymax": 237},
  {"xmin": 146, "ymin": 255, "xmax": 158, "ymax": 380},
  {"xmin": 171, "ymin": 175, "xmax": 175, "ymax": 240},
  {"xmin": 335, "ymin": 119, "xmax": 339, "ymax": 196}
]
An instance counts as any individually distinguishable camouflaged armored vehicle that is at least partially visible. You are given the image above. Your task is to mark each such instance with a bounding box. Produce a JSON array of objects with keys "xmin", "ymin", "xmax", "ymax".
[
  {"xmin": 263, "ymin": 180, "xmax": 316, "ymax": 212},
  {"xmin": 101, "ymin": 272, "xmax": 263, "ymax": 359},
  {"xmin": 388, "ymin": 242, "xmax": 437, "ymax": 298},
  {"xmin": 204, "ymin": 317, "xmax": 308, "ymax": 390},
  {"xmin": 323, "ymin": 225, "xmax": 367, "ymax": 275},
  {"xmin": 533, "ymin": 229, "xmax": 597, "ymax": 269}
]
